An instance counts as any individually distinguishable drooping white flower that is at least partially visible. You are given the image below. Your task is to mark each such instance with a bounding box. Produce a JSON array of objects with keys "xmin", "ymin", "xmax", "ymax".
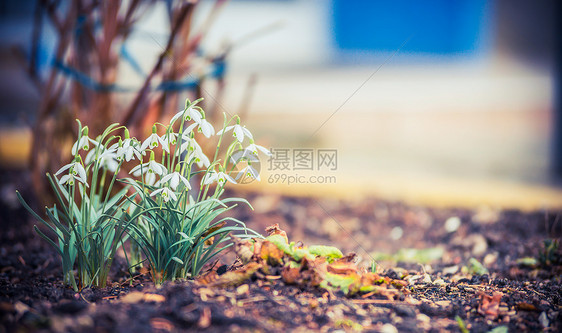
[
  {"xmin": 144, "ymin": 172, "xmax": 157, "ymax": 186},
  {"xmin": 235, "ymin": 164, "xmax": 260, "ymax": 182},
  {"xmin": 85, "ymin": 144, "xmax": 119, "ymax": 172},
  {"xmin": 141, "ymin": 125, "xmax": 166, "ymax": 152},
  {"xmin": 198, "ymin": 118, "xmax": 215, "ymax": 138},
  {"xmin": 218, "ymin": 124, "xmax": 253, "ymax": 143},
  {"xmin": 189, "ymin": 146, "xmax": 210, "ymax": 169},
  {"xmin": 160, "ymin": 132, "xmax": 178, "ymax": 150},
  {"xmin": 130, "ymin": 159, "xmax": 166, "ymax": 177},
  {"xmin": 170, "ymin": 99, "xmax": 203, "ymax": 125},
  {"xmin": 55, "ymin": 159, "xmax": 88, "ymax": 187},
  {"xmin": 71, "ymin": 126, "xmax": 94, "ymax": 155},
  {"xmin": 99, "ymin": 149, "xmax": 119, "ymax": 172},
  {"xmin": 179, "ymin": 130, "xmax": 201, "ymax": 154},
  {"xmin": 71, "ymin": 136, "xmax": 91, "ymax": 155},
  {"xmin": 150, "ymin": 187, "xmax": 177, "ymax": 202},
  {"xmin": 116, "ymin": 138, "xmax": 143, "ymax": 162},
  {"xmin": 202, "ymin": 170, "xmax": 236, "ymax": 186},
  {"xmin": 245, "ymin": 140, "xmax": 272, "ymax": 157},
  {"xmin": 230, "ymin": 149, "xmax": 259, "ymax": 165},
  {"xmin": 160, "ymin": 170, "xmax": 191, "ymax": 191},
  {"xmin": 130, "ymin": 152, "xmax": 166, "ymax": 178}
]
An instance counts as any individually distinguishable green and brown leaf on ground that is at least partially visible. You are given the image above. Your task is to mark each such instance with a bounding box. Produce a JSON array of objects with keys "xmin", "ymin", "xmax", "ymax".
[{"xmin": 196, "ymin": 224, "xmax": 409, "ymax": 298}]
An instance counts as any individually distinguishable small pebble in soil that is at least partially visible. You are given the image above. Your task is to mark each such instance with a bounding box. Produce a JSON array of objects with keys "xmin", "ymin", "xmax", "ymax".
[
  {"xmin": 539, "ymin": 312, "xmax": 549, "ymax": 328},
  {"xmin": 390, "ymin": 227, "xmax": 403, "ymax": 240},
  {"xmin": 445, "ymin": 217, "xmax": 461, "ymax": 233}
]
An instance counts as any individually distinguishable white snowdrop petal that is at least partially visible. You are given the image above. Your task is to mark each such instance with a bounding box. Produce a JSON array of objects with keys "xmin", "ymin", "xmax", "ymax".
[
  {"xmin": 59, "ymin": 174, "xmax": 71, "ymax": 185},
  {"xmin": 55, "ymin": 163, "xmax": 72, "ymax": 176},
  {"xmin": 243, "ymin": 127, "xmax": 253, "ymax": 140},
  {"xmin": 234, "ymin": 125, "xmax": 244, "ymax": 142}
]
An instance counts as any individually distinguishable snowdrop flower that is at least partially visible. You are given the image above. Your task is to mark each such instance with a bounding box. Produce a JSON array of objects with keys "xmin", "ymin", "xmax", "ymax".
[
  {"xmin": 150, "ymin": 187, "xmax": 177, "ymax": 202},
  {"xmin": 144, "ymin": 172, "xmax": 157, "ymax": 187},
  {"xmin": 117, "ymin": 138, "xmax": 143, "ymax": 162},
  {"xmin": 85, "ymin": 144, "xmax": 119, "ymax": 172},
  {"xmin": 202, "ymin": 170, "xmax": 236, "ymax": 186},
  {"xmin": 130, "ymin": 151, "xmax": 166, "ymax": 177},
  {"xmin": 98, "ymin": 147, "xmax": 119, "ymax": 172},
  {"xmin": 189, "ymin": 146, "xmax": 210, "ymax": 169},
  {"xmin": 236, "ymin": 163, "xmax": 260, "ymax": 182},
  {"xmin": 170, "ymin": 98, "xmax": 203, "ymax": 125},
  {"xmin": 179, "ymin": 111, "xmax": 213, "ymax": 138},
  {"xmin": 179, "ymin": 131, "xmax": 202, "ymax": 154},
  {"xmin": 160, "ymin": 131, "xmax": 178, "ymax": 150},
  {"xmin": 141, "ymin": 125, "xmax": 166, "ymax": 152},
  {"xmin": 246, "ymin": 139, "xmax": 272, "ymax": 157},
  {"xmin": 230, "ymin": 149, "xmax": 259, "ymax": 165},
  {"xmin": 55, "ymin": 157, "xmax": 88, "ymax": 187},
  {"xmin": 197, "ymin": 118, "xmax": 215, "ymax": 138},
  {"xmin": 218, "ymin": 122, "xmax": 253, "ymax": 143},
  {"xmin": 160, "ymin": 165, "xmax": 191, "ymax": 191},
  {"xmin": 71, "ymin": 126, "xmax": 93, "ymax": 155}
]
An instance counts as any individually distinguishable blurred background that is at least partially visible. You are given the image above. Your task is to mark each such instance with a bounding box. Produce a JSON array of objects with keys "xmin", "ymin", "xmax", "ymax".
[{"xmin": 0, "ymin": 0, "xmax": 561, "ymax": 210}]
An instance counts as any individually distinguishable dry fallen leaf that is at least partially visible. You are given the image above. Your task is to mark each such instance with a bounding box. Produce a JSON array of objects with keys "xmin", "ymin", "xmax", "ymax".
[
  {"xmin": 478, "ymin": 291, "xmax": 503, "ymax": 319},
  {"xmin": 260, "ymin": 240, "xmax": 285, "ymax": 266},
  {"xmin": 281, "ymin": 266, "xmax": 301, "ymax": 284},
  {"xmin": 143, "ymin": 293, "xmax": 166, "ymax": 303},
  {"xmin": 195, "ymin": 271, "xmax": 219, "ymax": 286},
  {"xmin": 233, "ymin": 237, "xmax": 255, "ymax": 264},
  {"xmin": 236, "ymin": 284, "xmax": 249, "ymax": 295},
  {"xmin": 198, "ymin": 306, "xmax": 211, "ymax": 329},
  {"xmin": 203, "ymin": 222, "xmax": 227, "ymax": 245},
  {"xmin": 210, "ymin": 262, "xmax": 262, "ymax": 287},
  {"xmin": 334, "ymin": 252, "xmax": 358, "ymax": 263},
  {"xmin": 327, "ymin": 262, "xmax": 358, "ymax": 275},
  {"xmin": 198, "ymin": 288, "xmax": 216, "ymax": 302},
  {"xmin": 265, "ymin": 224, "xmax": 289, "ymax": 243},
  {"xmin": 120, "ymin": 291, "xmax": 144, "ymax": 304},
  {"xmin": 150, "ymin": 317, "xmax": 174, "ymax": 332},
  {"xmin": 120, "ymin": 292, "xmax": 166, "ymax": 304}
]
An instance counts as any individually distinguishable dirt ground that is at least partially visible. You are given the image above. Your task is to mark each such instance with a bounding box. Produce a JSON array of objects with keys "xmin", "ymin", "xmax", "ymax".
[{"xmin": 1, "ymin": 170, "xmax": 561, "ymax": 332}]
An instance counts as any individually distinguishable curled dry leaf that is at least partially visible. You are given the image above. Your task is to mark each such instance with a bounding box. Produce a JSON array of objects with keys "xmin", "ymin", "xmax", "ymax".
[
  {"xmin": 209, "ymin": 262, "xmax": 261, "ymax": 288},
  {"xmin": 265, "ymin": 224, "xmax": 288, "ymax": 243},
  {"xmin": 334, "ymin": 252, "xmax": 357, "ymax": 264},
  {"xmin": 281, "ymin": 266, "xmax": 301, "ymax": 284},
  {"xmin": 327, "ymin": 262, "xmax": 358, "ymax": 275},
  {"xmin": 233, "ymin": 237, "xmax": 255, "ymax": 264},
  {"xmin": 203, "ymin": 221, "xmax": 227, "ymax": 246}
]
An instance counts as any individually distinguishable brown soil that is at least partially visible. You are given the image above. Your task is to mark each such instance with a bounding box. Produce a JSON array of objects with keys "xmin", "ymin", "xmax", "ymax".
[{"xmin": 1, "ymin": 170, "xmax": 561, "ymax": 332}]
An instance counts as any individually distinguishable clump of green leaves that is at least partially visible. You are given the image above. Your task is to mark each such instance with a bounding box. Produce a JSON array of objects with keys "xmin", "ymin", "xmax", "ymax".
[
  {"xmin": 19, "ymin": 98, "xmax": 268, "ymax": 289},
  {"xmin": 18, "ymin": 122, "xmax": 131, "ymax": 290}
]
